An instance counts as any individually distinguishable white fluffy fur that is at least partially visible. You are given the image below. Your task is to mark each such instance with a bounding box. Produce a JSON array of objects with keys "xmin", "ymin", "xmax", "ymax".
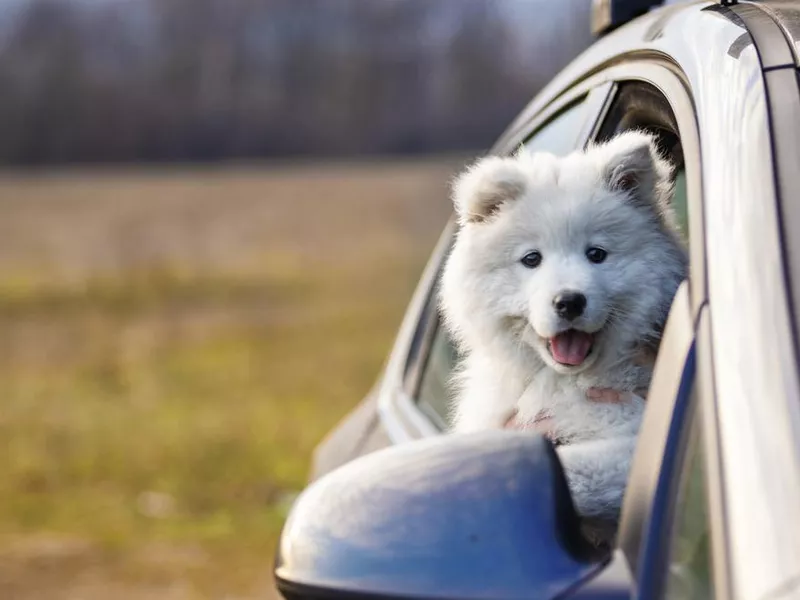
[{"xmin": 441, "ymin": 131, "xmax": 687, "ymax": 523}]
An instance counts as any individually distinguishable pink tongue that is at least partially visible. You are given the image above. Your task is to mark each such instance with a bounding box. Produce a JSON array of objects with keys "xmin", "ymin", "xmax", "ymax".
[{"xmin": 550, "ymin": 330, "xmax": 594, "ymax": 366}]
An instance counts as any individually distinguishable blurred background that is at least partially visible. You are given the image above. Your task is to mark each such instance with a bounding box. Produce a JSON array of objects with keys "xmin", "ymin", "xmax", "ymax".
[{"xmin": 0, "ymin": 1, "xmax": 592, "ymax": 598}]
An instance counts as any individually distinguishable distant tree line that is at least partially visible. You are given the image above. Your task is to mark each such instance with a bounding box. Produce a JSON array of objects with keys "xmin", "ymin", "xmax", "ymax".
[{"xmin": 0, "ymin": 0, "xmax": 592, "ymax": 165}]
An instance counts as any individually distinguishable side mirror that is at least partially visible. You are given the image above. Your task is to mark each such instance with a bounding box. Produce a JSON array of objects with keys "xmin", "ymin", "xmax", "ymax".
[{"xmin": 274, "ymin": 431, "xmax": 608, "ymax": 600}]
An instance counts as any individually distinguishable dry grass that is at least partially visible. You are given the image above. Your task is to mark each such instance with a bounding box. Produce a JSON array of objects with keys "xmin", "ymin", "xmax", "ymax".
[{"xmin": 0, "ymin": 157, "xmax": 462, "ymax": 599}]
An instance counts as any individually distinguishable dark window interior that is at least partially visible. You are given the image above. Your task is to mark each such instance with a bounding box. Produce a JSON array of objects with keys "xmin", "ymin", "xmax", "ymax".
[
  {"xmin": 596, "ymin": 83, "xmax": 684, "ymax": 167},
  {"xmin": 595, "ymin": 82, "xmax": 689, "ymax": 241}
]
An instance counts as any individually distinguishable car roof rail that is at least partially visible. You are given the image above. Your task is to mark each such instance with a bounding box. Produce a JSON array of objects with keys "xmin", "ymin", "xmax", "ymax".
[{"xmin": 591, "ymin": 0, "xmax": 664, "ymax": 36}]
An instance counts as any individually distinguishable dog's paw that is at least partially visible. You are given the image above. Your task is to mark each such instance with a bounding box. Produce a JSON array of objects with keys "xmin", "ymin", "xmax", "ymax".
[{"xmin": 556, "ymin": 436, "xmax": 637, "ymax": 521}]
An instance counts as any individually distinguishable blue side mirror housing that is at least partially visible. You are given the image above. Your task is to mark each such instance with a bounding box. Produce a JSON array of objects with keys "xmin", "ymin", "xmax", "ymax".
[{"xmin": 274, "ymin": 431, "xmax": 609, "ymax": 600}]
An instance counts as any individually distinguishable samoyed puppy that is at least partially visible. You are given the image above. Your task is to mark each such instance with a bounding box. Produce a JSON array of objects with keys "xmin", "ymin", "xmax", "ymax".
[{"xmin": 441, "ymin": 131, "xmax": 687, "ymax": 526}]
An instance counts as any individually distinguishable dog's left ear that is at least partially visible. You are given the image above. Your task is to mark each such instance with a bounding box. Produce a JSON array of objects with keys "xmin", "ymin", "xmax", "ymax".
[{"xmin": 598, "ymin": 131, "xmax": 672, "ymax": 210}]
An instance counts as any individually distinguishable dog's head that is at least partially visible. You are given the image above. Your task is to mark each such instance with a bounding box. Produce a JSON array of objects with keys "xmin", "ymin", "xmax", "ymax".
[{"xmin": 441, "ymin": 131, "xmax": 686, "ymax": 375}]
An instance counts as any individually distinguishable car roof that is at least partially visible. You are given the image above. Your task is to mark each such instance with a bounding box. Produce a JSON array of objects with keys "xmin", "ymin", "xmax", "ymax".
[{"xmin": 755, "ymin": 1, "xmax": 800, "ymax": 67}]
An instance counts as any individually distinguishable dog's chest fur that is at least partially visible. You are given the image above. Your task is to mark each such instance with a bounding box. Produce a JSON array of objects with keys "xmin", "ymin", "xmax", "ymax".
[
  {"xmin": 517, "ymin": 370, "xmax": 647, "ymax": 443},
  {"xmin": 495, "ymin": 335, "xmax": 651, "ymax": 441}
]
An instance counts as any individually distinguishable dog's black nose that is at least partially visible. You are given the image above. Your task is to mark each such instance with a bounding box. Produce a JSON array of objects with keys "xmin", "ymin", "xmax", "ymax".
[{"xmin": 553, "ymin": 292, "xmax": 586, "ymax": 321}]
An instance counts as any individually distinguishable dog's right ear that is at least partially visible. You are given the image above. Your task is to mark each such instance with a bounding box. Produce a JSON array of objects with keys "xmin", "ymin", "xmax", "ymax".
[
  {"xmin": 597, "ymin": 131, "xmax": 673, "ymax": 212},
  {"xmin": 451, "ymin": 156, "xmax": 527, "ymax": 225}
]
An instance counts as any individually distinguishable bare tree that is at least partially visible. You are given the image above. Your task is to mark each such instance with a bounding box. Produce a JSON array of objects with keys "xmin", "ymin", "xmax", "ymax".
[{"xmin": 0, "ymin": 0, "xmax": 593, "ymax": 165}]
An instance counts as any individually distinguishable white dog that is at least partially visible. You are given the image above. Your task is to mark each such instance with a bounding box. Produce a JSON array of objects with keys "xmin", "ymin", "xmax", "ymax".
[{"xmin": 441, "ymin": 131, "xmax": 687, "ymax": 527}]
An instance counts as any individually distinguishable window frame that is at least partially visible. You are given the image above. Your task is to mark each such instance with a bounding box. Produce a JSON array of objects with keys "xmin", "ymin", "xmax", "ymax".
[{"xmin": 401, "ymin": 61, "xmax": 706, "ymax": 434}]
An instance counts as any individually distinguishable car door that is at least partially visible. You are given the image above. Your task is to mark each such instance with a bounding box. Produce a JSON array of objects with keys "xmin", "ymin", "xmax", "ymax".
[
  {"xmin": 402, "ymin": 60, "xmax": 717, "ymax": 598},
  {"xmin": 589, "ymin": 9, "xmax": 800, "ymax": 598}
]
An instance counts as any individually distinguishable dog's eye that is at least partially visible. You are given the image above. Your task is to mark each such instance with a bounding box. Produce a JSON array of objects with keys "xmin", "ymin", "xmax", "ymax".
[
  {"xmin": 520, "ymin": 251, "xmax": 542, "ymax": 269},
  {"xmin": 586, "ymin": 247, "xmax": 608, "ymax": 264}
]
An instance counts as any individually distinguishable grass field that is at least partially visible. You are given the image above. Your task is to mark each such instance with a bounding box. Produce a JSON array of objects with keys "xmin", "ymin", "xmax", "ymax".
[{"xmin": 0, "ymin": 158, "xmax": 460, "ymax": 599}]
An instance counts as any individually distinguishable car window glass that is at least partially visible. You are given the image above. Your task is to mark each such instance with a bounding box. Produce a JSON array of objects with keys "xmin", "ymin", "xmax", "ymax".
[
  {"xmin": 413, "ymin": 98, "xmax": 591, "ymax": 429},
  {"xmin": 672, "ymin": 169, "xmax": 689, "ymax": 241},
  {"xmin": 416, "ymin": 320, "xmax": 458, "ymax": 429},
  {"xmin": 664, "ymin": 414, "xmax": 713, "ymax": 599},
  {"xmin": 523, "ymin": 97, "xmax": 588, "ymax": 156}
]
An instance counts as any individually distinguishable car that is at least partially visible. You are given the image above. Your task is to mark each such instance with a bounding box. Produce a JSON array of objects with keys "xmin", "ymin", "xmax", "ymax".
[{"xmin": 273, "ymin": 1, "xmax": 800, "ymax": 599}]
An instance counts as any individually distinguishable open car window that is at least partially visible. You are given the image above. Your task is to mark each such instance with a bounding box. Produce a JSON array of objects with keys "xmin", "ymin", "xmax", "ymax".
[
  {"xmin": 410, "ymin": 95, "xmax": 598, "ymax": 430},
  {"xmin": 410, "ymin": 78, "xmax": 700, "ymax": 433}
]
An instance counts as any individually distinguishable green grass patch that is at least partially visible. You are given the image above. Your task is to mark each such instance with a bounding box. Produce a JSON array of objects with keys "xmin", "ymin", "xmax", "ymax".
[{"xmin": 0, "ymin": 253, "xmax": 427, "ymax": 597}]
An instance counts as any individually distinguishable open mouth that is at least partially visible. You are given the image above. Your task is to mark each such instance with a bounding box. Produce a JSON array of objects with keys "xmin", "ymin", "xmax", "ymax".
[{"xmin": 547, "ymin": 329, "xmax": 595, "ymax": 367}]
